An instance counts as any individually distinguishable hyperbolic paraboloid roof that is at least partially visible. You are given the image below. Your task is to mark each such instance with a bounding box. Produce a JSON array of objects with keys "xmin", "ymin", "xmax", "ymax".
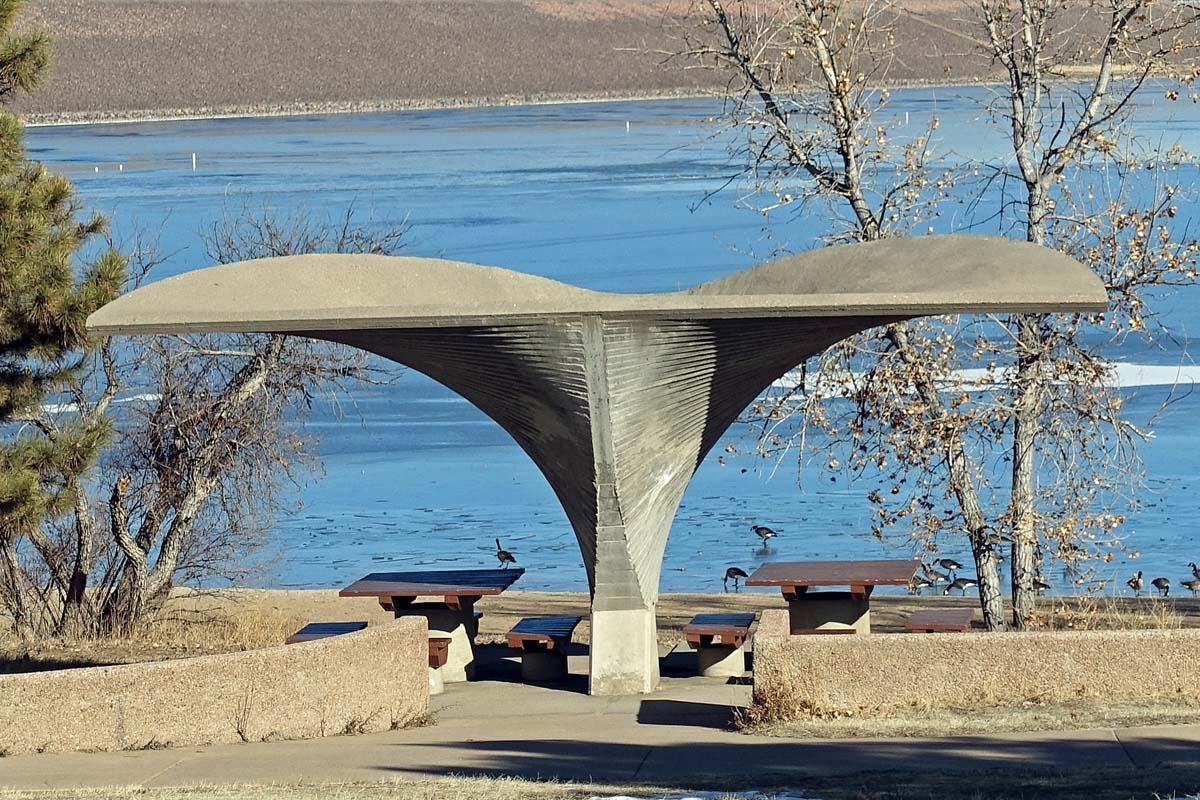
[{"xmin": 87, "ymin": 235, "xmax": 1107, "ymax": 335}]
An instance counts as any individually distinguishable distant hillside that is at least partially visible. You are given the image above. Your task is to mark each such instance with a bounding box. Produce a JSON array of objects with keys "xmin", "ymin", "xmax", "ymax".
[{"xmin": 14, "ymin": 0, "xmax": 1028, "ymax": 122}]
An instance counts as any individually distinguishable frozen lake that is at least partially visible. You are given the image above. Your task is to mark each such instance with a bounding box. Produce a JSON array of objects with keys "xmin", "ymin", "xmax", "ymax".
[{"xmin": 29, "ymin": 90, "xmax": 1200, "ymax": 594}]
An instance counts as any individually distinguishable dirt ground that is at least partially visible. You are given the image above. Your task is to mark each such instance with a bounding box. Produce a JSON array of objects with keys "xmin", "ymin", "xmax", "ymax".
[
  {"xmin": 2, "ymin": 588, "xmax": 1196, "ymax": 673},
  {"xmin": 12, "ymin": 0, "xmax": 1020, "ymax": 123}
]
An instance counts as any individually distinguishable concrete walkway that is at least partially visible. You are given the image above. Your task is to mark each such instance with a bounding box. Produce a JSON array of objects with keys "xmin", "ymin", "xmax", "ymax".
[{"xmin": 3, "ymin": 648, "xmax": 1199, "ymax": 790}]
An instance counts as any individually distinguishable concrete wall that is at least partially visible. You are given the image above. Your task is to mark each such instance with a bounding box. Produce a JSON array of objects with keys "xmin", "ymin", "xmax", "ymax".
[
  {"xmin": 0, "ymin": 618, "xmax": 428, "ymax": 755},
  {"xmin": 752, "ymin": 609, "xmax": 1200, "ymax": 719}
]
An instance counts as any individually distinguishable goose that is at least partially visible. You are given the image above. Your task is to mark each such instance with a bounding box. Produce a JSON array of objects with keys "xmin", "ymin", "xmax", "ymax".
[
  {"xmin": 1151, "ymin": 577, "xmax": 1171, "ymax": 597},
  {"xmin": 1126, "ymin": 571, "xmax": 1144, "ymax": 596},
  {"xmin": 752, "ymin": 525, "xmax": 778, "ymax": 543},
  {"xmin": 944, "ymin": 577, "xmax": 978, "ymax": 596},
  {"xmin": 495, "ymin": 538, "xmax": 516, "ymax": 568},
  {"xmin": 1190, "ymin": 562, "xmax": 1200, "ymax": 581},
  {"xmin": 1181, "ymin": 578, "xmax": 1200, "ymax": 597},
  {"xmin": 936, "ymin": 558, "xmax": 963, "ymax": 576},
  {"xmin": 922, "ymin": 563, "xmax": 950, "ymax": 584},
  {"xmin": 907, "ymin": 575, "xmax": 933, "ymax": 594},
  {"xmin": 723, "ymin": 566, "xmax": 749, "ymax": 592},
  {"xmin": 1033, "ymin": 577, "xmax": 1052, "ymax": 595}
]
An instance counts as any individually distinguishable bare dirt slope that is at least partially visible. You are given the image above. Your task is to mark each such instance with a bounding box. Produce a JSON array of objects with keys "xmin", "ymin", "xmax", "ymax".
[{"xmin": 14, "ymin": 0, "xmax": 998, "ymax": 121}]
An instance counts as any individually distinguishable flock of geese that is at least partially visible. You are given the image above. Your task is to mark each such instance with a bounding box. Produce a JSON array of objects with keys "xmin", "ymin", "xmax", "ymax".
[
  {"xmin": 1126, "ymin": 563, "xmax": 1200, "ymax": 597},
  {"xmin": 908, "ymin": 559, "xmax": 983, "ymax": 596},
  {"xmin": 501, "ymin": 529, "xmax": 1200, "ymax": 599}
]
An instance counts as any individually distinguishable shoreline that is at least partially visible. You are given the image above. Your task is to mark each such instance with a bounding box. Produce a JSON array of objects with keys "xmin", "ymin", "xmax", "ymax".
[{"xmin": 23, "ymin": 79, "xmax": 993, "ymax": 128}]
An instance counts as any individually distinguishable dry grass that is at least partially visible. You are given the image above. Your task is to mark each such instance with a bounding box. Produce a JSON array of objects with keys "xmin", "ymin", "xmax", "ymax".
[
  {"xmin": 2, "ymin": 589, "xmax": 1197, "ymax": 674},
  {"xmin": 746, "ymin": 696, "xmax": 1200, "ymax": 738},
  {"xmin": 0, "ymin": 778, "xmax": 678, "ymax": 800},
  {"xmin": 3, "ymin": 768, "xmax": 1200, "ymax": 800},
  {"xmin": 1028, "ymin": 594, "xmax": 1189, "ymax": 631}
]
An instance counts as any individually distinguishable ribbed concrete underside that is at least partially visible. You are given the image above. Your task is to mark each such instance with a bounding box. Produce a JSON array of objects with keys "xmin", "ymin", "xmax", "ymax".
[
  {"xmin": 86, "ymin": 234, "xmax": 1109, "ymax": 694},
  {"xmin": 315, "ymin": 316, "xmax": 895, "ymax": 612}
]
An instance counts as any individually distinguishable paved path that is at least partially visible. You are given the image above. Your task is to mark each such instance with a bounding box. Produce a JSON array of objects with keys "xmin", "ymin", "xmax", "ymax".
[{"xmin": 3, "ymin": 651, "xmax": 1199, "ymax": 790}]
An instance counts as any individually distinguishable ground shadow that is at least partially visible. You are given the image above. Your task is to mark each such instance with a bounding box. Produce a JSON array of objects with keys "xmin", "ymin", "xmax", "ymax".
[
  {"xmin": 636, "ymin": 699, "xmax": 739, "ymax": 730},
  {"xmin": 375, "ymin": 733, "xmax": 1200, "ymax": 786},
  {"xmin": 469, "ymin": 642, "xmax": 590, "ymax": 694}
]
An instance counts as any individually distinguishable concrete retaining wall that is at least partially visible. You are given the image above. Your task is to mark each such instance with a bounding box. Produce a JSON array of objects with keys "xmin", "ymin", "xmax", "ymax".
[
  {"xmin": 752, "ymin": 609, "xmax": 1200, "ymax": 719},
  {"xmin": 0, "ymin": 617, "xmax": 428, "ymax": 755}
]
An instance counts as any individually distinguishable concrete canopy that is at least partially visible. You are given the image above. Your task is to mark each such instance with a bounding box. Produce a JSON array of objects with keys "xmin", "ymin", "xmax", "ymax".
[{"xmin": 88, "ymin": 234, "xmax": 1107, "ymax": 695}]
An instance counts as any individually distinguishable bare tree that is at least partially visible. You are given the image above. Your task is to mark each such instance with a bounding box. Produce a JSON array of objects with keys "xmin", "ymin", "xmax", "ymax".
[
  {"xmin": 10, "ymin": 205, "xmax": 405, "ymax": 638},
  {"xmin": 681, "ymin": 0, "xmax": 1200, "ymax": 629}
]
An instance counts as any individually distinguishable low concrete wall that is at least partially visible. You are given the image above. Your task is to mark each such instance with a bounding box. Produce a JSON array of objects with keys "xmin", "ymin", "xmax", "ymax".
[
  {"xmin": 0, "ymin": 617, "xmax": 428, "ymax": 754},
  {"xmin": 752, "ymin": 609, "xmax": 1200, "ymax": 719}
]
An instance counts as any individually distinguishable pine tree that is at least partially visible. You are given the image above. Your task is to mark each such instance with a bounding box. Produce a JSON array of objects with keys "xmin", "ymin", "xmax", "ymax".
[{"xmin": 0, "ymin": 0, "xmax": 125, "ymax": 636}]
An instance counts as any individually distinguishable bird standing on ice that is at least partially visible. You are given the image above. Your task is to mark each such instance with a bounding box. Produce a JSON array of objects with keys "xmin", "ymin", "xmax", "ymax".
[
  {"xmin": 752, "ymin": 525, "xmax": 778, "ymax": 544},
  {"xmin": 495, "ymin": 538, "xmax": 516, "ymax": 568},
  {"xmin": 723, "ymin": 567, "xmax": 749, "ymax": 592}
]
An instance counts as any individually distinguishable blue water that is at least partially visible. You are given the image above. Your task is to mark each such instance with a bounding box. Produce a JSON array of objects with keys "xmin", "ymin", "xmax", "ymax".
[{"xmin": 28, "ymin": 89, "xmax": 1200, "ymax": 595}]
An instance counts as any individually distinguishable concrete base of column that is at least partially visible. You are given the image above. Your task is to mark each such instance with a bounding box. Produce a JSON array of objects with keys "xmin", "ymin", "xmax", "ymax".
[
  {"xmin": 787, "ymin": 591, "xmax": 870, "ymax": 634},
  {"xmin": 398, "ymin": 604, "xmax": 477, "ymax": 683},
  {"xmin": 589, "ymin": 607, "xmax": 660, "ymax": 695},
  {"xmin": 696, "ymin": 644, "xmax": 747, "ymax": 677},
  {"xmin": 428, "ymin": 666, "xmax": 445, "ymax": 695},
  {"xmin": 520, "ymin": 649, "xmax": 569, "ymax": 683}
]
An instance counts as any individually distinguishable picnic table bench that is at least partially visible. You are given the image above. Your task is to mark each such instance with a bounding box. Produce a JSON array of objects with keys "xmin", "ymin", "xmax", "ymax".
[
  {"xmin": 285, "ymin": 621, "xmax": 367, "ymax": 644},
  {"xmin": 340, "ymin": 568, "xmax": 524, "ymax": 684},
  {"xmin": 682, "ymin": 613, "xmax": 755, "ymax": 677},
  {"xmin": 905, "ymin": 608, "xmax": 976, "ymax": 633},
  {"xmin": 747, "ymin": 559, "xmax": 920, "ymax": 634},
  {"xmin": 506, "ymin": 615, "xmax": 581, "ymax": 682}
]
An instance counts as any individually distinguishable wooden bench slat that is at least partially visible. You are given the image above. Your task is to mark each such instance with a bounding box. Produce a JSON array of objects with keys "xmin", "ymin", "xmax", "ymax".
[
  {"xmin": 905, "ymin": 608, "xmax": 976, "ymax": 633},
  {"xmin": 506, "ymin": 615, "xmax": 581, "ymax": 650},
  {"xmin": 683, "ymin": 612, "xmax": 756, "ymax": 649},
  {"xmin": 790, "ymin": 627, "xmax": 858, "ymax": 635},
  {"xmin": 285, "ymin": 621, "xmax": 367, "ymax": 644}
]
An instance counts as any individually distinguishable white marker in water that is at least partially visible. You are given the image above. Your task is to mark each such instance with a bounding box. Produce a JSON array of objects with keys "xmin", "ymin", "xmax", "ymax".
[
  {"xmin": 118, "ymin": 164, "xmax": 123, "ymax": 171},
  {"xmin": 94, "ymin": 166, "xmax": 98, "ymax": 172},
  {"xmin": 626, "ymin": 120, "xmax": 630, "ymax": 133},
  {"xmin": 192, "ymin": 152, "xmax": 197, "ymax": 171}
]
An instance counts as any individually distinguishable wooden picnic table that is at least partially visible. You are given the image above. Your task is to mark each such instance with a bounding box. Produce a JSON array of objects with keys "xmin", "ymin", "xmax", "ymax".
[
  {"xmin": 746, "ymin": 559, "xmax": 920, "ymax": 634},
  {"xmin": 340, "ymin": 568, "xmax": 524, "ymax": 683},
  {"xmin": 339, "ymin": 568, "xmax": 525, "ymax": 609}
]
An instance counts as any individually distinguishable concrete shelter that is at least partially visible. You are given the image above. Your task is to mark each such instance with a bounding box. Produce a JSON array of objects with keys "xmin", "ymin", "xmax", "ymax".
[{"xmin": 87, "ymin": 234, "xmax": 1108, "ymax": 695}]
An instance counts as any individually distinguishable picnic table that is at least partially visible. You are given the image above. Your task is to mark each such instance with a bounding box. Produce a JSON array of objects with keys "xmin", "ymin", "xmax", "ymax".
[
  {"xmin": 340, "ymin": 568, "xmax": 524, "ymax": 682},
  {"xmin": 745, "ymin": 559, "xmax": 919, "ymax": 634}
]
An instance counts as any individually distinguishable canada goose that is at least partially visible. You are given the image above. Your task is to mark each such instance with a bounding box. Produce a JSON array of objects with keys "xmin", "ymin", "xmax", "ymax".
[
  {"xmin": 1151, "ymin": 577, "xmax": 1171, "ymax": 597},
  {"xmin": 1190, "ymin": 562, "xmax": 1200, "ymax": 581},
  {"xmin": 752, "ymin": 525, "xmax": 778, "ymax": 543},
  {"xmin": 1181, "ymin": 578, "xmax": 1200, "ymax": 597},
  {"xmin": 723, "ymin": 566, "xmax": 749, "ymax": 592},
  {"xmin": 936, "ymin": 558, "xmax": 963, "ymax": 576},
  {"xmin": 495, "ymin": 538, "xmax": 516, "ymax": 568},
  {"xmin": 944, "ymin": 577, "xmax": 978, "ymax": 596},
  {"xmin": 1033, "ymin": 577, "xmax": 1052, "ymax": 595},
  {"xmin": 1126, "ymin": 571, "xmax": 1144, "ymax": 596},
  {"xmin": 922, "ymin": 563, "xmax": 950, "ymax": 584},
  {"xmin": 907, "ymin": 575, "xmax": 933, "ymax": 594}
]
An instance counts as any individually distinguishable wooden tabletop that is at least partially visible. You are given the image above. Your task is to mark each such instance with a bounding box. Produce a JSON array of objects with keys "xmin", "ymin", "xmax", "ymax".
[
  {"xmin": 746, "ymin": 559, "xmax": 920, "ymax": 588},
  {"xmin": 339, "ymin": 568, "xmax": 525, "ymax": 599}
]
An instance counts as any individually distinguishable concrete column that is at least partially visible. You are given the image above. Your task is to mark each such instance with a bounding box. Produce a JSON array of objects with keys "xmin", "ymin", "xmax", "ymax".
[
  {"xmin": 696, "ymin": 644, "xmax": 747, "ymax": 677},
  {"xmin": 589, "ymin": 606, "xmax": 660, "ymax": 695},
  {"xmin": 787, "ymin": 592, "xmax": 870, "ymax": 634},
  {"xmin": 397, "ymin": 603, "xmax": 478, "ymax": 683}
]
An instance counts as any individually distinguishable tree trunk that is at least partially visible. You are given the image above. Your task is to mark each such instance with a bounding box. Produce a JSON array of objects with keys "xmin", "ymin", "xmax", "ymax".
[
  {"xmin": 0, "ymin": 537, "xmax": 32, "ymax": 638},
  {"xmin": 59, "ymin": 485, "xmax": 98, "ymax": 637},
  {"xmin": 888, "ymin": 325, "xmax": 1008, "ymax": 630},
  {"xmin": 1009, "ymin": 314, "xmax": 1043, "ymax": 628}
]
